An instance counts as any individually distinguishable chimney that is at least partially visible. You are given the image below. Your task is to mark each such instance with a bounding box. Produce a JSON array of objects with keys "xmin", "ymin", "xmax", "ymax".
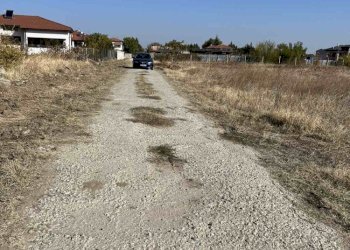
[{"xmin": 4, "ymin": 10, "xmax": 14, "ymax": 19}]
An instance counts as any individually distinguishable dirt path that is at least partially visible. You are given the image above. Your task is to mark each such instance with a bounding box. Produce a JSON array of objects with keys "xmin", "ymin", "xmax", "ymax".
[{"xmin": 25, "ymin": 69, "xmax": 342, "ymax": 249}]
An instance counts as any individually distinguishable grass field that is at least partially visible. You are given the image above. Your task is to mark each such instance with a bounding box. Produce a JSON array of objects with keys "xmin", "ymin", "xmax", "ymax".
[{"xmin": 161, "ymin": 61, "xmax": 350, "ymax": 236}]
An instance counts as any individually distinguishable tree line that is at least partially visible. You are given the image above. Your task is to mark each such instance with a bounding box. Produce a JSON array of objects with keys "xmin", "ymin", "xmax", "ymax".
[{"xmin": 77, "ymin": 33, "xmax": 350, "ymax": 66}]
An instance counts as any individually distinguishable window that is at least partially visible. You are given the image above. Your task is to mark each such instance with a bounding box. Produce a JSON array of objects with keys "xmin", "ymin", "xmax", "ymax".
[
  {"xmin": 136, "ymin": 54, "xmax": 151, "ymax": 59},
  {"xmin": 28, "ymin": 38, "xmax": 65, "ymax": 48}
]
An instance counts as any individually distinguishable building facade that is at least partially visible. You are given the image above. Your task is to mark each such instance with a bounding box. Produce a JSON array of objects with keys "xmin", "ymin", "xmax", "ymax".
[{"xmin": 0, "ymin": 10, "xmax": 73, "ymax": 54}]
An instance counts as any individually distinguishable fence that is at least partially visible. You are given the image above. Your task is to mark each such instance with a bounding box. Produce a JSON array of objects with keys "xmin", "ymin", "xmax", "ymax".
[
  {"xmin": 71, "ymin": 48, "xmax": 122, "ymax": 61},
  {"xmin": 154, "ymin": 53, "xmax": 346, "ymax": 67}
]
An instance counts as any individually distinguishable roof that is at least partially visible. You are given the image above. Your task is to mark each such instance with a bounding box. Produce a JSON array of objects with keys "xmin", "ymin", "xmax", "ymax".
[
  {"xmin": 110, "ymin": 37, "xmax": 123, "ymax": 43},
  {"xmin": 206, "ymin": 44, "xmax": 232, "ymax": 50},
  {"xmin": 317, "ymin": 45, "xmax": 350, "ymax": 53},
  {"xmin": 72, "ymin": 31, "xmax": 86, "ymax": 41},
  {"xmin": 0, "ymin": 14, "xmax": 72, "ymax": 32}
]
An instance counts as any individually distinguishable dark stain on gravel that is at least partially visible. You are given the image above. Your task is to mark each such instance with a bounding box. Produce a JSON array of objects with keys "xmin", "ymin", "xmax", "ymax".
[
  {"xmin": 116, "ymin": 182, "xmax": 128, "ymax": 187},
  {"xmin": 148, "ymin": 144, "xmax": 187, "ymax": 170},
  {"xmin": 185, "ymin": 178, "xmax": 203, "ymax": 189},
  {"xmin": 83, "ymin": 180, "xmax": 104, "ymax": 193}
]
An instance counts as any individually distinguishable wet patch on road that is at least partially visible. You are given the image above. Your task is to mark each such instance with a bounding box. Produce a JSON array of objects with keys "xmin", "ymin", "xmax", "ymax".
[{"xmin": 128, "ymin": 107, "xmax": 174, "ymax": 127}]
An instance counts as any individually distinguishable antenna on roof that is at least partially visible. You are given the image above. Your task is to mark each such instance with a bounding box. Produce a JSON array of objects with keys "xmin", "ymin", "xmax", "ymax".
[{"xmin": 4, "ymin": 10, "xmax": 14, "ymax": 19}]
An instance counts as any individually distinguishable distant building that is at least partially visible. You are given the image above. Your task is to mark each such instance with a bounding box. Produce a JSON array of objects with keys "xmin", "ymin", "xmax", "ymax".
[
  {"xmin": 110, "ymin": 37, "xmax": 125, "ymax": 60},
  {"xmin": 0, "ymin": 10, "xmax": 73, "ymax": 54},
  {"xmin": 204, "ymin": 44, "xmax": 233, "ymax": 54},
  {"xmin": 111, "ymin": 37, "xmax": 124, "ymax": 51},
  {"xmin": 149, "ymin": 44, "xmax": 162, "ymax": 53},
  {"xmin": 316, "ymin": 45, "xmax": 350, "ymax": 62},
  {"xmin": 71, "ymin": 30, "xmax": 86, "ymax": 48}
]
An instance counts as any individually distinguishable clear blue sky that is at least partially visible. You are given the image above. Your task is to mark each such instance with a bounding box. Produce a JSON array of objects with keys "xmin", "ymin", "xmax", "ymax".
[{"xmin": 1, "ymin": 0, "xmax": 349, "ymax": 52}]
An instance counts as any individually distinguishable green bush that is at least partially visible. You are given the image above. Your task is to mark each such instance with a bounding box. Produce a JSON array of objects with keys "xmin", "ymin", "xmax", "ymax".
[
  {"xmin": 0, "ymin": 45, "xmax": 25, "ymax": 69},
  {"xmin": 343, "ymin": 55, "xmax": 350, "ymax": 67}
]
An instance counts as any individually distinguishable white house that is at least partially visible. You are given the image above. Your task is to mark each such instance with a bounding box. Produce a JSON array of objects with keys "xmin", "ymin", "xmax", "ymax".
[
  {"xmin": 111, "ymin": 37, "xmax": 125, "ymax": 60},
  {"xmin": 111, "ymin": 37, "xmax": 124, "ymax": 51},
  {"xmin": 0, "ymin": 10, "xmax": 72, "ymax": 54}
]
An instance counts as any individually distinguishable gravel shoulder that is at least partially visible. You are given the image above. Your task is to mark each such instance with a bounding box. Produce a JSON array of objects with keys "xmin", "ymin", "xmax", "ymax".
[{"xmin": 25, "ymin": 69, "xmax": 342, "ymax": 249}]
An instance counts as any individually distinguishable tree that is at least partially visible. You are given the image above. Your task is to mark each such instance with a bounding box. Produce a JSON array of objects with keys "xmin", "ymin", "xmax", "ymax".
[
  {"xmin": 187, "ymin": 43, "xmax": 200, "ymax": 52},
  {"xmin": 254, "ymin": 41, "xmax": 279, "ymax": 63},
  {"xmin": 85, "ymin": 33, "xmax": 113, "ymax": 50},
  {"xmin": 202, "ymin": 35, "xmax": 222, "ymax": 48},
  {"xmin": 228, "ymin": 42, "xmax": 238, "ymax": 53},
  {"xmin": 277, "ymin": 43, "xmax": 292, "ymax": 62},
  {"xmin": 123, "ymin": 37, "xmax": 143, "ymax": 54},
  {"xmin": 165, "ymin": 40, "xmax": 185, "ymax": 52},
  {"xmin": 239, "ymin": 43, "xmax": 255, "ymax": 55},
  {"xmin": 276, "ymin": 42, "xmax": 307, "ymax": 63},
  {"xmin": 291, "ymin": 41, "xmax": 307, "ymax": 61}
]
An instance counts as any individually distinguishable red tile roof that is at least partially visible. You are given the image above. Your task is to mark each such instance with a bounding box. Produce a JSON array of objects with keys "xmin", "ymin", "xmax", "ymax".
[
  {"xmin": 206, "ymin": 44, "xmax": 232, "ymax": 49},
  {"xmin": 72, "ymin": 31, "xmax": 86, "ymax": 41},
  {"xmin": 110, "ymin": 37, "xmax": 123, "ymax": 43},
  {"xmin": 0, "ymin": 14, "xmax": 72, "ymax": 32}
]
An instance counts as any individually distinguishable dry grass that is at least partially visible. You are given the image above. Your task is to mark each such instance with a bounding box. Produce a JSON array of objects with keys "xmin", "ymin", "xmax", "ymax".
[
  {"xmin": 0, "ymin": 56, "xmax": 125, "ymax": 247},
  {"xmin": 128, "ymin": 107, "xmax": 174, "ymax": 127},
  {"xmin": 5, "ymin": 54, "xmax": 91, "ymax": 80},
  {"xmin": 161, "ymin": 61, "xmax": 350, "ymax": 235},
  {"xmin": 135, "ymin": 74, "xmax": 161, "ymax": 100}
]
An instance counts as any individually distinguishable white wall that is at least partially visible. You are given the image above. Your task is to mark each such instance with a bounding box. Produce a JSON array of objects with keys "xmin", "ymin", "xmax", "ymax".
[
  {"xmin": 27, "ymin": 47, "xmax": 50, "ymax": 54},
  {"xmin": 25, "ymin": 30, "xmax": 71, "ymax": 50},
  {"xmin": 116, "ymin": 50, "xmax": 125, "ymax": 60},
  {"xmin": 1, "ymin": 28, "xmax": 72, "ymax": 54}
]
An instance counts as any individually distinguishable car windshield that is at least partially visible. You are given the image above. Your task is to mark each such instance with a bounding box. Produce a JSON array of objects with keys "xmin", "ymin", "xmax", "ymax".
[{"xmin": 135, "ymin": 54, "xmax": 151, "ymax": 59}]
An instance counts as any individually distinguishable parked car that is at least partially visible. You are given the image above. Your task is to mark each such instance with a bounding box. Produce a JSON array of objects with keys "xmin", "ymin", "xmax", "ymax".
[{"xmin": 133, "ymin": 53, "xmax": 154, "ymax": 70}]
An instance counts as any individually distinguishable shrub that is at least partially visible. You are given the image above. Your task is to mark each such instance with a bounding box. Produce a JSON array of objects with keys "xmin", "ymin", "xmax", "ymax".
[
  {"xmin": 343, "ymin": 55, "xmax": 350, "ymax": 67},
  {"xmin": 0, "ymin": 45, "xmax": 25, "ymax": 69}
]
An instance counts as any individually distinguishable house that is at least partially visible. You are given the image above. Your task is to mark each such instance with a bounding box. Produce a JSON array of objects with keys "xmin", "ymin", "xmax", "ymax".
[
  {"xmin": 110, "ymin": 37, "xmax": 125, "ymax": 60},
  {"xmin": 0, "ymin": 10, "xmax": 73, "ymax": 54},
  {"xmin": 316, "ymin": 45, "xmax": 350, "ymax": 62},
  {"xmin": 111, "ymin": 37, "xmax": 123, "ymax": 51},
  {"xmin": 71, "ymin": 30, "xmax": 86, "ymax": 48},
  {"xmin": 148, "ymin": 44, "xmax": 162, "ymax": 53},
  {"xmin": 204, "ymin": 44, "xmax": 233, "ymax": 54}
]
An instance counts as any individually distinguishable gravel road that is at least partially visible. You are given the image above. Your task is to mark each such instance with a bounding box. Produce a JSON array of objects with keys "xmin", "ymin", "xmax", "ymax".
[{"xmin": 26, "ymin": 69, "xmax": 342, "ymax": 249}]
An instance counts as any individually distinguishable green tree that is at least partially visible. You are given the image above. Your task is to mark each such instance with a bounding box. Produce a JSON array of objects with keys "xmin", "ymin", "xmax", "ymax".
[
  {"xmin": 254, "ymin": 41, "xmax": 279, "ymax": 63},
  {"xmin": 187, "ymin": 43, "xmax": 200, "ymax": 52},
  {"xmin": 291, "ymin": 41, "xmax": 307, "ymax": 61},
  {"xmin": 228, "ymin": 42, "xmax": 238, "ymax": 53},
  {"xmin": 202, "ymin": 35, "xmax": 223, "ymax": 48},
  {"xmin": 85, "ymin": 33, "xmax": 113, "ymax": 50},
  {"xmin": 123, "ymin": 37, "xmax": 143, "ymax": 54},
  {"xmin": 239, "ymin": 43, "xmax": 255, "ymax": 55},
  {"xmin": 343, "ymin": 55, "xmax": 350, "ymax": 67},
  {"xmin": 277, "ymin": 43, "xmax": 292, "ymax": 62},
  {"xmin": 165, "ymin": 40, "xmax": 186, "ymax": 52}
]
